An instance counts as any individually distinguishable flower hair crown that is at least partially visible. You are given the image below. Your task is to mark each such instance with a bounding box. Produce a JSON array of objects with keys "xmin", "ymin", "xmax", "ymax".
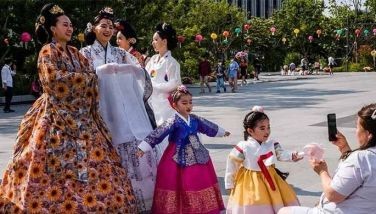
[{"xmin": 49, "ymin": 5, "xmax": 64, "ymax": 14}]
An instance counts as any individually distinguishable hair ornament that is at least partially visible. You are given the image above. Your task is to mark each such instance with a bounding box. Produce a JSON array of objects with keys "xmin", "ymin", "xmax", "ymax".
[
  {"xmin": 371, "ymin": 109, "xmax": 376, "ymax": 120},
  {"xmin": 49, "ymin": 5, "xmax": 64, "ymax": 14},
  {"xmin": 86, "ymin": 22, "xmax": 93, "ymax": 32},
  {"xmin": 39, "ymin": 16, "xmax": 45, "ymax": 24},
  {"xmin": 177, "ymin": 85, "xmax": 188, "ymax": 93},
  {"xmin": 114, "ymin": 22, "xmax": 124, "ymax": 31},
  {"xmin": 129, "ymin": 38, "xmax": 136, "ymax": 44},
  {"xmin": 103, "ymin": 7, "xmax": 113, "ymax": 15}
]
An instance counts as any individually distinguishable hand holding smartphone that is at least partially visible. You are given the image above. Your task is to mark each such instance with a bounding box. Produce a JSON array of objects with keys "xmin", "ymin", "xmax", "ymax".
[{"xmin": 327, "ymin": 113, "xmax": 337, "ymax": 141}]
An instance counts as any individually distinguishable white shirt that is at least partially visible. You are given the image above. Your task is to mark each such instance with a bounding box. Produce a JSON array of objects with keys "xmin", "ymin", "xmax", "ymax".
[
  {"xmin": 318, "ymin": 147, "xmax": 376, "ymax": 214},
  {"xmin": 1, "ymin": 64, "xmax": 16, "ymax": 88},
  {"xmin": 145, "ymin": 51, "xmax": 181, "ymax": 125}
]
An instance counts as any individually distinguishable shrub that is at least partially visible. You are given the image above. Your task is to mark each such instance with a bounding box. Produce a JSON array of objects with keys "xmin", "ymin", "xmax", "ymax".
[{"xmin": 349, "ymin": 63, "xmax": 362, "ymax": 72}]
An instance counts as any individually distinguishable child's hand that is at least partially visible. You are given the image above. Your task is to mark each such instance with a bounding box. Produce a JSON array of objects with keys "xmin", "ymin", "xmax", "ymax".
[
  {"xmin": 136, "ymin": 149, "xmax": 145, "ymax": 158},
  {"xmin": 292, "ymin": 152, "xmax": 304, "ymax": 162},
  {"xmin": 224, "ymin": 131, "xmax": 231, "ymax": 137}
]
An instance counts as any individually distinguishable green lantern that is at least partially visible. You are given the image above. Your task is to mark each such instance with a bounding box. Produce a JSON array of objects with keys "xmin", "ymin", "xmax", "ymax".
[{"xmin": 234, "ymin": 27, "xmax": 241, "ymax": 37}]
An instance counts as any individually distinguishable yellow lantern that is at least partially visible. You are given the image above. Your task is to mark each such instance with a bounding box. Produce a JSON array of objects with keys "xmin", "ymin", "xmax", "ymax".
[
  {"xmin": 210, "ymin": 33, "xmax": 218, "ymax": 42},
  {"xmin": 371, "ymin": 49, "xmax": 376, "ymax": 57},
  {"xmin": 293, "ymin": 28, "xmax": 300, "ymax": 37},
  {"xmin": 77, "ymin": 33, "xmax": 85, "ymax": 43}
]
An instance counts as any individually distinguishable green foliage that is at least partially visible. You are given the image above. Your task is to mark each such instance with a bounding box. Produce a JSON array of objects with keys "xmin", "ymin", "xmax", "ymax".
[
  {"xmin": 349, "ymin": 63, "xmax": 362, "ymax": 72},
  {"xmin": 283, "ymin": 52, "xmax": 301, "ymax": 65}
]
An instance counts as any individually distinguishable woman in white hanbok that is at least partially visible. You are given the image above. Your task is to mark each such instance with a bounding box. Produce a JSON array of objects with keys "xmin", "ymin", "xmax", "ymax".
[
  {"xmin": 80, "ymin": 8, "xmax": 157, "ymax": 213},
  {"xmin": 145, "ymin": 23, "xmax": 182, "ymax": 156}
]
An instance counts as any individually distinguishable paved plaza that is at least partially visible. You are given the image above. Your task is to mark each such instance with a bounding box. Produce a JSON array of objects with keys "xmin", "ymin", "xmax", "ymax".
[{"xmin": 0, "ymin": 72, "xmax": 375, "ymax": 207}]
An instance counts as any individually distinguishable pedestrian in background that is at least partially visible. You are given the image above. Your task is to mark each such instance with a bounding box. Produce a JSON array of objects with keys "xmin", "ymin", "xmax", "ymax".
[
  {"xmin": 215, "ymin": 60, "xmax": 226, "ymax": 93},
  {"xmin": 228, "ymin": 56, "xmax": 239, "ymax": 92},
  {"xmin": 198, "ymin": 54, "xmax": 212, "ymax": 94},
  {"xmin": 239, "ymin": 58, "xmax": 248, "ymax": 86},
  {"xmin": 1, "ymin": 58, "xmax": 16, "ymax": 113}
]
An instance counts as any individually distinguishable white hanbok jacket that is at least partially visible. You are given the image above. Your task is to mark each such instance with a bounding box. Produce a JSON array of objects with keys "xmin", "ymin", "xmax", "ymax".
[
  {"xmin": 80, "ymin": 40, "xmax": 152, "ymax": 145},
  {"xmin": 145, "ymin": 51, "xmax": 181, "ymax": 126}
]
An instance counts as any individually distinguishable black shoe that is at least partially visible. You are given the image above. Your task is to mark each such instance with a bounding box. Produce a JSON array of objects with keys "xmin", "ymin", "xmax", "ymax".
[
  {"xmin": 3, "ymin": 109, "xmax": 10, "ymax": 113},
  {"xmin": 216, "ymin": 90, "xmax": 220, "ymax": 93},
  {"xmin": 224, "ymin": 88, "xmax": 226, "ymax": 92},
  {"xmin": 8, "ymin": 109, "xmax": 15, "ymax": 112}
]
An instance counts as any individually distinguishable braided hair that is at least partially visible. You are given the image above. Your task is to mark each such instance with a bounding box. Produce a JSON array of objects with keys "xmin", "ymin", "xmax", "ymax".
[{"xmin": 243, "ymin": 111, "xmax": 269, "ymax": 140}]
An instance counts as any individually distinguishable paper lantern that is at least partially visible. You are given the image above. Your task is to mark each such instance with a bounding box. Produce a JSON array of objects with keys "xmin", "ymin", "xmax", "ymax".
[
  {"xmin": 316, "ymin": 29, "xmax": 322, "ymax": 37},
  {"xmin": 77, "ymin": 33, "xmax": 85, "ymax": 42},
  {"xmin": 20, "ymin": 32, "xmax": 32, "ymax": 43},
  {"xmin": 282, "ymin": 37, "xmax": 287, "ymax": 44},
  {"xmin": 4, "ymin": 38, "xmax": 9, "ymax": 45},
  {"xmin": 195, "ymin": 34, "xmax": 203, "ymax": 45},
  {"xmin": 210, "ymin": 33, "xmax": 217, "ymax": 42},
  {"xmin": 246, "ymin": 38, "xmax": 252, "ymax": 45},
  {"xmin": 336, "ymin": 29, "xmax": 343, "ymax": 36},
  {"xmin": 308, "ymin": 35, "xmax": 313, "ymax": 43},
  {"xmin": 222, "ymin": 31, "xmax": 230, "ymax": 40},
  {"xmin": 371, "ymin": 50, "xmax": 376, "ymax": 57},
  {"xmin": 234, "ymin": 28, "xmax": 241, "ymax": 37},
  {"xmin": 270, "ymin": 26, "xmax": 276, "ymax": 35},
  {"xmin": 363, "ymin": 29, "xmax": 369, "ymax": 37},
  {"xmin": 177, "ymin": 35, "xmax": 185, "ymax": 48},
  {"xmin": 355, "ymin": 29, "xmax": 361, "ymax": 37},
  {"xmin": 293, "ymin": 28, "xmax": 300, "ymax": 37},
  {"xmin": 243, "ymin": 24, "xmax": 251, "ymax": 32}
]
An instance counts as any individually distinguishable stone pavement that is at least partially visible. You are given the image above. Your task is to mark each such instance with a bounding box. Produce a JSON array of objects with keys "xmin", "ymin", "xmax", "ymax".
[{"xmin": 0, "ymin": 72, "xmax": 375, "ymax": 208}]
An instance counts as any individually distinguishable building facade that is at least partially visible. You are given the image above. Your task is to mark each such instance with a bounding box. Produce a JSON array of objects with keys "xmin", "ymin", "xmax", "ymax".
[{"xmin": 228, "ymin": 0, "xmax": 284, "ymax": 18}]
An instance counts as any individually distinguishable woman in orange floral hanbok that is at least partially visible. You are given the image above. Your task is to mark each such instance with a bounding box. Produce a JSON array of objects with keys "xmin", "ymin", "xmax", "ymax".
[{"xmin": 0, "ymin": 3, "xmax": 137, "ymax": 213}]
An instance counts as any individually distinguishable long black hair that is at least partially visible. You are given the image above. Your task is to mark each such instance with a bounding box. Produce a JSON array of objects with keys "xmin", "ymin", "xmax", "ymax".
[{"xmin": 115, "ymin": 20, "xmax": 137, "ymax": 47}]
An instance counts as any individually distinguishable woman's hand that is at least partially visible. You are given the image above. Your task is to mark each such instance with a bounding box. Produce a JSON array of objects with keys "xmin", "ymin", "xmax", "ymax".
[
  {"xmin": 311, "ymin": 159, "xmax": 328, "ymax": 175},
  {"xmin": 332, "ymin": 131, "xmax": 351, "ymax": 154},
  {"xmin": 224, "ymin": 131, "xmax": 231, "ymax": 137}
]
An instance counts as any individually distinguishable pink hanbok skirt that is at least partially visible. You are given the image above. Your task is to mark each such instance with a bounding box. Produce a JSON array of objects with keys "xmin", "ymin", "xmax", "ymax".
[{"xmin": 152, "ymin": 142, "xmax": 224, "ymax": 214}]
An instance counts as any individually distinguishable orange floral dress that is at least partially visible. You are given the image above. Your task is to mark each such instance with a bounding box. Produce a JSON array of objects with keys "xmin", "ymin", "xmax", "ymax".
[{"xmin": 0, "ymin": 41, "xmax": 137, "ymax": 213}]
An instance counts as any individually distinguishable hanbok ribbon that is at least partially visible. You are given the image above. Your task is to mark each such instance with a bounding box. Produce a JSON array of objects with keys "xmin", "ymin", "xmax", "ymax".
[{"xmin": 257, "ymin": 151, "xmax": 276, "ymax": 191}]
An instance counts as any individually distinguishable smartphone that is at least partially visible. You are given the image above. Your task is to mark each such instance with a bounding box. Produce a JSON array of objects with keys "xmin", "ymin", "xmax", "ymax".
[{"xmin": 327, "ymin": 113, "xmax": 337, "ymax": 141}]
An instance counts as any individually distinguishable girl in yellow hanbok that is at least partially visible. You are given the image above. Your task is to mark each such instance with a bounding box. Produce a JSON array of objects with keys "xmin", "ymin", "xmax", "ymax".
[{"xmin": 225, "ymin": 108, "xmax": 302, "ymax": 214}]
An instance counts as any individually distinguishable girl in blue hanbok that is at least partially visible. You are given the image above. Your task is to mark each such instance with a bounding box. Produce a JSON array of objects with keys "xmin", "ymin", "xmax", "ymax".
[{"xmin": 138, "ymin": 85, "xmax": 230, "ymax": 213}]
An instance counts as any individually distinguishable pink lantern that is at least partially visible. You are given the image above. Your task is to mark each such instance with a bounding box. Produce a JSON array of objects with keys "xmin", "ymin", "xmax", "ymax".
[
  {"xmin": 195, "ymin": 34, "xmax": 203, "ymax": 45},
  {"xmin": 355, "ymin": 29, "xmax": 361, "ymax": 37},
  {"xmin": 373, "ymin": 28, "xmax": 376, "ymax": 36},
  {"xmin": 308, "ymin": 35, "xmax": 314, "ymax": 43},
  {"xmin": 20, "ymin": 32, "xmax": 32, "ymax": 43},
  {"xmin": 270, "ymin": 26, "xmax": 276, "ymax": 35},
  {"xmin": 177, "ymin": 35, "xmax": 185, "ymax": 48},
  {"xmin": 243, "ymin": 24, "xmax": 251, "ymax": 33},
  {"xmin": 4, "ymin": 38, "xmax": 9, "ymax": 46},
  {"xmin": 316, "ymin": 29, "xmax": 322, "ymax": 37}
]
